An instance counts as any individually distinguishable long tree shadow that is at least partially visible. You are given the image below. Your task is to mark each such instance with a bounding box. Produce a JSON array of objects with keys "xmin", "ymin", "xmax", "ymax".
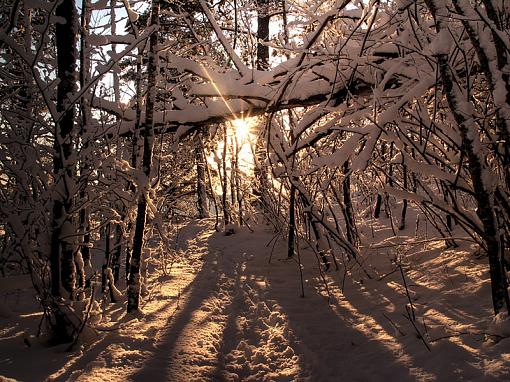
[
  {"xmin": 203, "ymin": 228, "xmax": 421, "ymax": 381},
  {"xmin": 295, "ymin": 244, "xmax": 497, "ymax": 380},
  {"xmin": 327, "ymin": 274, "xmax": 486, "ymax": 381},
  {"xmin": 346, "ymin": 244, "xmax": 501, "ymax": 378},
  {"xmin": 252, "ymin": 254, "xmax": 419, "ymax": 380},
  {"xmin": 209, "ymin": 225, "xmax": 501, "ymax": 381},
  {"xmin": 48, "ymin": 257, "xmax": 202, "ymax": 381},
  {"xmin": 48, "ymin": 221, "xmax": 226, "ymax": 382},
  {"xmin": 129, "ymin": 231, "xmax": 241, "ymax": 381},
  {"xmin": 50, "ymin": 222, "xmax": 505, "ymax": 381}
]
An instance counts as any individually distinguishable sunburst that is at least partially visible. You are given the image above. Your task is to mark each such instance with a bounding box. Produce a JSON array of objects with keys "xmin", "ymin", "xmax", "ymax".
[{"xmin": 231, "ymin": 116, "xmax": 254, "ymax": 143}]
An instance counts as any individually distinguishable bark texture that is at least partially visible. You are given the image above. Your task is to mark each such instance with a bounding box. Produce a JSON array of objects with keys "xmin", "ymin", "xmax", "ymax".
[{"xmin": 127, "ymin": 0, "xmax": 159, "ymax": 313}]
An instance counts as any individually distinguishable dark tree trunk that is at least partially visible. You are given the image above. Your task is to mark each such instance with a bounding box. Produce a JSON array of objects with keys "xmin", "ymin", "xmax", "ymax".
[
  {"xmin": 125, "ymin": 49, "xmax": 144, "ymax": 283},
  {"xmin": 374, "ymin": 193, "xmax": 383, "ymax": 219},
  {"xmin": 426, "ymin": 0, "xmax": 510, "ymax": 315},
  {"xmin": 256, "ymin": 0, "xmax": 270, "ymax": 71},
  {"xmin": 127, "ymin": 0, "xmax": 159, "ymax": 313},
  {"xmin": 78, "ymin": 0, "xmax": 92, "ymax": 290},
  {"xmin": 342, "ymin": 161, "xmax": 357, "ymax": 245},
  {"xmin": 452, "ymin": 0, "xmax": 510, "ymax": 253},
  {"xmin": 194, "ymin": 128, "xmax": 209, "ymax": 218},
  {"xmin": 112, "ymin": 223, "xmax": 123, "ymax": 283},
  {"xmin": 300, "ymin": 197, "xmax": 330, "ymax": 270},
  {"xmin": 287, "ymin": 183, "xmax": 296, "ymax": 258},
  {"xmin": 45, "ymin": 0, "xmax": 80, "ymax": 343},
  {"xmin": 480, "ymin": 0, "xmax": 510, "ymax": 190},
  {"xmin": 51, "ymin": 0, "xmax": 78, "ymax": 300},
  {"xmin": 374, "ymin": 142, "xmax": 387, "ymax": 219},
  {"xmin": 253, "ymin": 0, "xmax": 271, "ymax": 209},
  {"xmin": 398, "ymin": 163, "xmax": 408, "ymax": 231},
  {"xmin": 101, "ymin": 223, "xmax": 111, "ymax": 293}
]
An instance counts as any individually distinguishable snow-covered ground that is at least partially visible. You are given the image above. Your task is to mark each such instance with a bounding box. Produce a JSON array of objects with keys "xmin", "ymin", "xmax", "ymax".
[{"xmin": 1, "ymin": 218, "xmax": 510, "ymax": 381}]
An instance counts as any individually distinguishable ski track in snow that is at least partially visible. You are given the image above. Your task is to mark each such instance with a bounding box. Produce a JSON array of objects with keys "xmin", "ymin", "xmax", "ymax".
[{"xmin": 2, "ymin": 218, "xmax": 510, "ymax": 381}]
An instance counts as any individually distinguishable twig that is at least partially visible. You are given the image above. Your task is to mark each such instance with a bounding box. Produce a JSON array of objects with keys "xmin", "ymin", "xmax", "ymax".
[
  {"xmin": 365, "ymin": 236, "xmax": 476, "ymax": 250},
  {"xmin": 382, "ymin": 312, "xmax": 406, "ymax": 336},
  {"xmin": 403, "ymin": 308, "xmax": 431, "ymax": 352},
  {"xmin": 93, "ymin": 325, "xmax": 123, "ymax": 332},
  {"xmin": 430, "ymin": 331, "xmax": 505, "ymax": 343},
  {"xmin": 377, "ymin": 266, "xmax": 399, "ymax": 281},
  {"xmin": 398, "ymin": 260, "xmax": 415, "ymax": 321},
  {"xmin": 267, "ymin": 232, "xmax": 281, "ymax": 264},
  {"xmin": 340, "ymin": 265, "xmax": 348, "ymax": 294}
]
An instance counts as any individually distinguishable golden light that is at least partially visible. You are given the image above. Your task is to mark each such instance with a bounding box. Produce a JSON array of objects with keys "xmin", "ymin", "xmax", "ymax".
[
  {"xmin": 229, "ymin": 116, "xmax": 257, "ymax": 172},
  {"xmin": 231, "ymin": 116, "xmax": 254, "ymax": 143}
]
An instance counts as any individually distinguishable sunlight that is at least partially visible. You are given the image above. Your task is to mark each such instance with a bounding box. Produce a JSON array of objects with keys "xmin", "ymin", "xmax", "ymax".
[
  {"xmin": 206, "ymin": 116, "xmax": 257, "ymax": 197},
  {"xmin": 229, "ymin": 116, "xmax": 257, "ymax": 172},
  {"xmin": 231, "ymin": 116, "xmax": 254, "ymax": 143}
]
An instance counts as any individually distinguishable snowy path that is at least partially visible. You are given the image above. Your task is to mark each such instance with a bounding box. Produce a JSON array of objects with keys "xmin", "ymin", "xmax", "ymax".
[
  {"xmin": 2, "ymin": 219, "xmax": 510, "ymax": 381},
  {"xmin": 50, "ymin": 221, "xmax": 324, "ymax": 381}
]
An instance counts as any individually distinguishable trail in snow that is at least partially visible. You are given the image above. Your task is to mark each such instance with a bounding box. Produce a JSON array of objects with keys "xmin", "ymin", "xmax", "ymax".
[
  {"xmin": 44, "ymin": 220, "xmax": 311, "ymax": 381},
  {"xmin": 2, "ymin": 219, "xmax": 510, "ymax": 381}
]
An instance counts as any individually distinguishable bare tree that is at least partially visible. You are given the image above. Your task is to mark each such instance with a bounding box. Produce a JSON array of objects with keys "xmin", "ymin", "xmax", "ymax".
[{"xmin": 127, "ymin": 0, "xmax": 160, "ymax": 313}]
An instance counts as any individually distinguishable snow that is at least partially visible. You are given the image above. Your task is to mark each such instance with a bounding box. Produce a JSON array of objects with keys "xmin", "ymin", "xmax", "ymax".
[
  {"xmin": 25, "ymin": 0, "xmax": 54, "ymax": 11},
  {"xmin": 122, "ymin": 0, "xmax": 139, "ymax": 23},
  {"xmin": 488, "ymin": 313, "xmax": 510, "ymax": 339},
  {"xmin": 198, "ymin": 0, "xmax": 249, "ymax": 77},
  {"xmin": 2, "ymin": 0, "xmax": 510, "ymax": 379},
  {"xmin": 88, "ymin": 35, "xmax": 135, "ymax": 46},
  {"xmin": 429, "ymin": 29, "xmax": 452, "ymax": 56},
  {"xmin": 105, "ymin": 268, "xmax": 123, "ymax": 302},
  {"xmin": 1, "ymin": 219, "xmax": 510, "ymax": 381}
]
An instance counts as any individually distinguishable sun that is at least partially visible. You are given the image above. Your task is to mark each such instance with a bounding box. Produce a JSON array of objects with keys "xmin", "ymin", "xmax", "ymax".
[
  {"xmin": 228, "ymin": 116, "xmax": 257, "ymax": 172},
  {"xmin": 231, "ymin": 117, "xmax": 253, "ymax": 143}
]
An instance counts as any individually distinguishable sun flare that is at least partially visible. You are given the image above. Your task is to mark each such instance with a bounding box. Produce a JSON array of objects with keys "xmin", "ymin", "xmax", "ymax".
[
  {"xmin": 227, "ymin": 117, "xmax": 256, "ymax": 171},
  {"xmin": 231, "ymin": 117, "xmax": 256, "ymax": 143}
]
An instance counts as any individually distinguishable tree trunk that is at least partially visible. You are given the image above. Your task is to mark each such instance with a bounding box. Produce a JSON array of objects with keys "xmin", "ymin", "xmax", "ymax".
[
  {"xmin": 112, "ymin": 223, "xmax": 123, "ymax": 283},
  {"xmin": 426, "ymin": 0, "xmax": 510, "ymax": 315},
  {"xmin": 78, "ymin": 0, "xmax": 92, "ymax": 290},
  {"xmin": 45, "ymin": 0, "xmax": 80, "ymax": 343},
  {"xmin": 452, "ymin": 0, "xmax": 510, "ymax": 251},
  {"xmin": 51, "ymin": 0, "xmax": 79, "ymax": 300},
  {"xmin": 398, "ymin": 163, "xmax": 408, "ymax": 231},
  {"xmin": 253, "ymin": 0, "xmax": 271, "ymax": 209},
  {"xmin": 101, "ymin": 222, "xmax": 111, "ymax": 293},
  {"xmin": 194, "ymin": 128, "xmax": 209, "ymax": 218},
  {"xmin": 127, "ymin": 0, "xmax": 159, "ymax": 313},
  {"xmin": 374, "ymin": 142, "xmax": 387, "ymax": 219},
  {"xmin": 125, "ymin": 47, "xmax": 145, "ymax": 283},
  {"xmin": 287, "ymin": 183, "xmax": 296, "ymax": 258},
  {"xmin": 219, "ymin": 124, "xmax": 230, "ymax": 228},
  {"xmin": 342, "ymin": 160, "xmax": 357, "ymax": 245},
  {"xmin": 234, "ymin": 135, "xmax": 243, "ymax": 225},
  {"xmin": 256, "ymin": 0, "xmax": 270, "ymax": 71}
]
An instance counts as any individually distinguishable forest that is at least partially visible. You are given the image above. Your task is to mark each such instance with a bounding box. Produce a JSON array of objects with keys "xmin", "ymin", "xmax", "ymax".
[{"xmin": 1, "ymin": 0, "xmax": 510, "ymax": 380}]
